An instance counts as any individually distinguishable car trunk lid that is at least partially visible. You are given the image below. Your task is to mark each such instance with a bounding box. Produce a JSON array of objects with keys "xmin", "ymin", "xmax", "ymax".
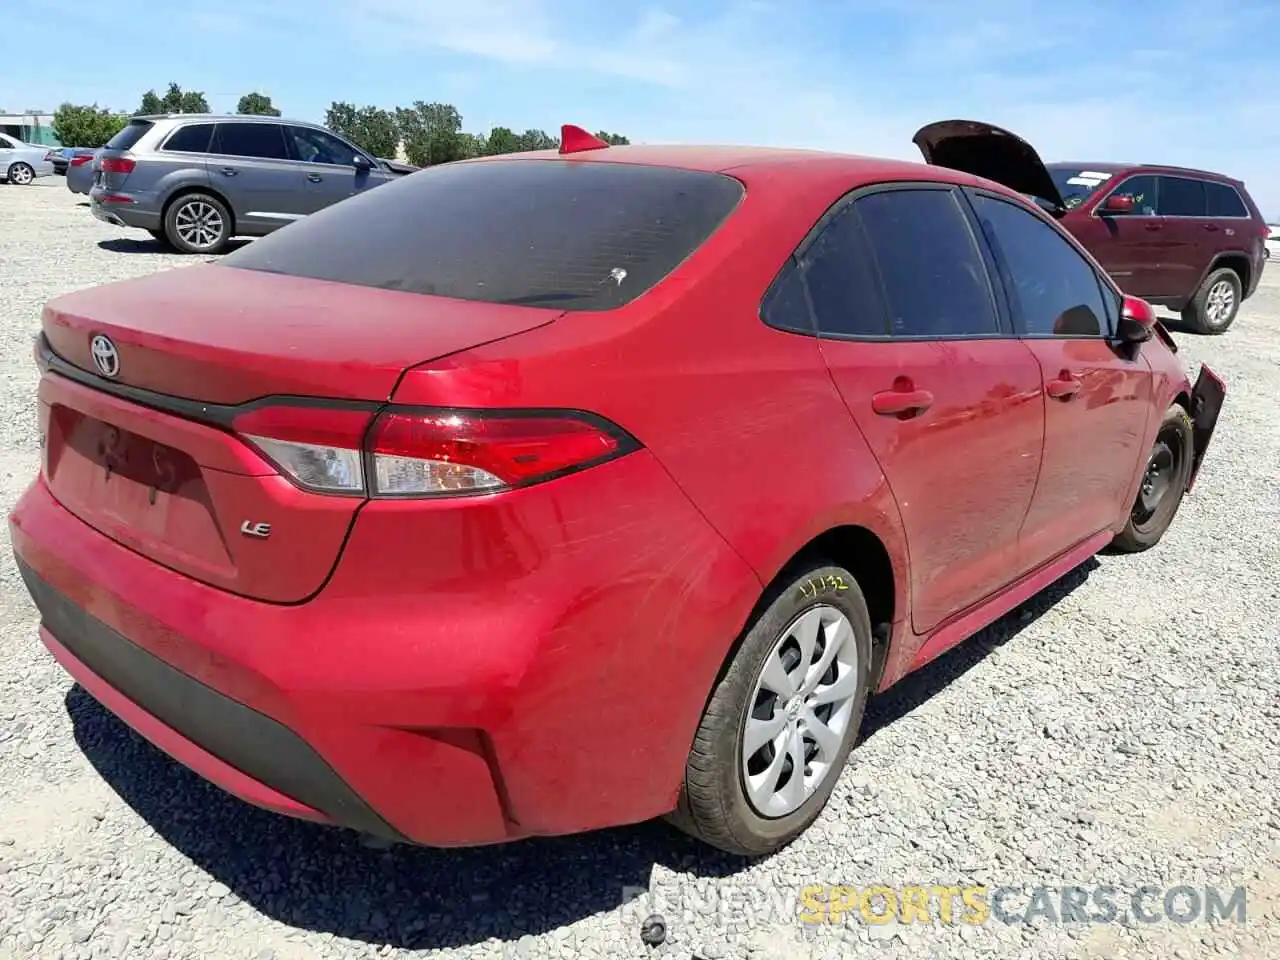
[
  {"xmin": 42, "ymin": 263, "xmax": 560, "ymax": 404},
  {"xmin": 37, "ymin": 265, "xmax": 560, "ymax": 602},
  {"xmin": 912, "ymin": 119, "xmax": 1067, "ymax": 211}
]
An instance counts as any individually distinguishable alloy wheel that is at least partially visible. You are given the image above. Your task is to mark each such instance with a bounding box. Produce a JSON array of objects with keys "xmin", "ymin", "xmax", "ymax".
[
  {"xmin": 174, "ymin": 201, "xmax": 225, "ymax": 251},
  {"xmin": 10, "ymin": 164, "xmax": 34, "ymax": 185},
  {"xmin": 741, "ymin": 604, "xmax": 860, "ymax": 818},
  {"xmin": 1205, "ymin": 279, "xmax": 1235, "ymax": 327}
]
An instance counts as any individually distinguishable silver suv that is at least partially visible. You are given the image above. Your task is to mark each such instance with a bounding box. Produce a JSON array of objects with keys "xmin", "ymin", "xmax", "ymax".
[{"xmin": 90, "ymin": 114, "xmax": 407, "ymax": 254}]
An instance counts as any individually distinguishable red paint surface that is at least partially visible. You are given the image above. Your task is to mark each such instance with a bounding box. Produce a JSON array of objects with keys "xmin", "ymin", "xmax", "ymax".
[{"xmin": 11, "ymin": 144, "xmax": 1218, "ymax": 846}]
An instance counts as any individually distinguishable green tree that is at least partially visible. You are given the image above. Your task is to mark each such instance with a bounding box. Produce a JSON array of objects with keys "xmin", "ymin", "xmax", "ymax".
[
  {"xmin": 236, "ymin": 92, "xmax": 281, "ymax": 116},
  {"xmin": 396, "ymin": 101, "xmax": 465, "ymax": 166},
  {"xmin": 137, "ymin": 90, "xmax": 164, "ymax": 116},
  {"xmin": 324, "ymin": 102, "xmax": 399, "ymax": 158},
  {"xmin": 51, "ymin": 103, "xmax": 128, "ymax": 147},
  {"xmin": 595, "ymin": 131, "xmax": 630, "ymax": 145},
  {"xmin": 516, "ymin": 128, "xmax": 557, "ymax": 152},
  {"xmin": 137, "ymin": 83, "xmax": 209, "ymax": 116},
  {"xmin": 483, "ymin": 126, "xmax": 521, "ymax": 156}
]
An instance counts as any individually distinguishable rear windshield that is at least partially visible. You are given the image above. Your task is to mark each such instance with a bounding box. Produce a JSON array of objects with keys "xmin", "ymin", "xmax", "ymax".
[
  {"xmin": 1046, "ymin": 166, "xmax": 1119, "ymax": 209},
  {"xmin": 218, "ymin": 159, "xmax": 745, "ymax": 311},
  {"xmin": 105, "ymin": 119, "xmax": 154, "ymax": 152}
]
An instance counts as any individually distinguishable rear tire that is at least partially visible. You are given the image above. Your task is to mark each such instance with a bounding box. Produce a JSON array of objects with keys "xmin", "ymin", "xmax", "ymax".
[
  {"xmin": 1111, "ymin": 404, "xmax": 1194, "ymax": 553},
  {"xmin": 147, "ymin": 229, "xmax": 172, "ymax": 247},
  {"xmin": 7, "ymin": 162, "xmax": 35, "ymax": 185},
  {"xmin": 666, "ymin": 563, "xmax": 873, "ymax": 856},
  {"xmin": 1181, "ymin": 267, "xmax": 1241, "ymax": 334},
  {"xmin": 163, "ymin": 193, "xmax": 232, "ymax": 254}
]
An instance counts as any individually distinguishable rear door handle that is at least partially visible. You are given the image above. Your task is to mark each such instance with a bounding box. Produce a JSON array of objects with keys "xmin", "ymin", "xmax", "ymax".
[
  {"xmin": 219, "ymin": 167, "xmax": 238, "ymax": 177},
  {"xmin": 1046, "ymin": 373, "xmax": 1082, "ymax": 400},
  {"xmin": 307, "ymin": 173, "xmax": 322, "ymax": 183},
  {"xmin": 871, "ymin": 387, "xmax": 934, "ymax": 416},
  {"xmin": 1143, "ymin": 222, "xmax": 1161, "ymax": 232},
  {"xmin": 1202, "ymin": 223, "xmax": 1219, "ymax": 232}
]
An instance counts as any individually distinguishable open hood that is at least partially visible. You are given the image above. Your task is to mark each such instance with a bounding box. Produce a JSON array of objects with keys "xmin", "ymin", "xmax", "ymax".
[{"xmin": 912, "ymin": 119, "xmax": 1065, "ymax": 210}]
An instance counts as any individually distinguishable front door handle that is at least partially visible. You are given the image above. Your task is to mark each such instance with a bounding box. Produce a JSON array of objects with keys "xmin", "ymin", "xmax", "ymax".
[
  {"xmin": 871, "ymin": 386, "xmax": 934, "ymax": 417},
  {"xmin": 1202, "ymin": 223, "xmax": 1219, "ymax": 232},
  {"xmin": 1046, "ymin": 373, "xmax": 1082, "ymax": 400},
  {"xmin": 307, "ymin": 173, "xmax": 322, "ymax": 183},
  {"xmin": 219, "ymin": 167, "xmax": 238, "ymax": 177},
  {"xmin": 1143, "ymin": 222, "xmax": 1161, "ymax": 232}
]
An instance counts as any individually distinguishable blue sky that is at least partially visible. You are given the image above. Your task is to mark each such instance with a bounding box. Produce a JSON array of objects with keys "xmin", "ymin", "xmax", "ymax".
[{"xmin": 7, "ymin": 0, "xmax": 1280, "ymax": 216}]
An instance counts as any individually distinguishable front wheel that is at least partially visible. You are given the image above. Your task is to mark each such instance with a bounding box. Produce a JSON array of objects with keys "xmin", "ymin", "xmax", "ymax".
[
  {"xmin": 1111, "ymin": 404, "xmax": 1194, "ymax": 553},
  {"xmin": 667, "ymin": 563, "xmax": 873, "ymax": 856},
  {"xmin": 163, "ymin": 193, "xmax": 232, "ymax": 254},
  {"xmin": 7, "ymin": 162, "xmax": 35, "ymax": 185}
]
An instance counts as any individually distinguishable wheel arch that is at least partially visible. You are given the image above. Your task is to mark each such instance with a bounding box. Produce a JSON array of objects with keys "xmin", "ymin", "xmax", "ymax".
[
  {"xmin": 707, "ymin": 523, "xmax": 902, "ymax": 708},
  {"xmin": 1203, "ymin": 251, "xmax": 1251, "ymax": 296}
]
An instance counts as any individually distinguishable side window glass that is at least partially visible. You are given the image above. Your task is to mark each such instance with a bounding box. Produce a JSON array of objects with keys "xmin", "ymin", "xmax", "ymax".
[
  {"xmin": 760, "ymin": 260, "xmax": 814, "ymax": 334},
  {"xmin": 162, "ymin": 124, "xmax": 214, "ymax": 154},
  {"xmin": 854, "ymin": 188, "xmax": 998, "ymax": 337},
  {"xmin": 1204, "ymin": 181, "xmax": 1248, "ymax": 218},
  {"xmin": 288, "ymin": 126, "xmax": 360, "ymax": 166},
  {"xmin": 1103, "ymin": 175, "xmax": 1157, "ymax": 215},
  {"xmin": 212, "ymin": 123, "xmax": 289, "ymax": 161},
  {"xmin": 802, "ymin": 203, "xmax": 889, "ymax": 337},
  {"xmin": 1157, "ymin": 176, "xmax": 1206, "ymax": 217},
  {"xmin": 971, "ymin": 194, "xmax": 1109, "ymax": 338}
]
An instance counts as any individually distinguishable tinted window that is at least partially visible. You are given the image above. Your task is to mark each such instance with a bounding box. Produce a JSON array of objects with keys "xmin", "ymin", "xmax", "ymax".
[
  {"xmin": 1204, "ymin": 181, "xmax": 1248, "ymax": 218},
  {"xmin": 1104, "ymin": 175, "xmax": 1157, "ymax": 215},
  {"xmin": 802, "ymin": 205, "xmax": 888, "ymax": 337},
  {"xmin": 1157, "ymin": 176, "xmax": 1206, "ymax": 217},
  {"xmin": 761, "ymin": 261, "xmax": 814, "ymax": 334},
  {"xmin": 287, "ymin": 126, "xmax": 362, "ymax": 166},
  {"xmin": 219, "ymin": 159, "xmax": 744, "ymax": 311},
  {"xmin": 212, "ymin": 122, "xmax": 289, "ymax": 160},
  {"xmin": 162, "ymin": 123, "xmax": 214, "ymax": 154},
  {"xmin": 105, "ymin": 120, "xmax": 153, "ymax": 151},
  {"xmin": 855, "ymin": 188, "xmax": 998, "ymax": 337},
  {"xmin": 971, "ymin": 194, "xmax": 1111, "ymax": 337}
]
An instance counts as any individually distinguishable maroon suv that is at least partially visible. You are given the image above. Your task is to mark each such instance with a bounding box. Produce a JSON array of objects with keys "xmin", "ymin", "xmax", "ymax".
[{"xmin": 914, "ymin": 120, "xmax": 1269, "ymax": 334}]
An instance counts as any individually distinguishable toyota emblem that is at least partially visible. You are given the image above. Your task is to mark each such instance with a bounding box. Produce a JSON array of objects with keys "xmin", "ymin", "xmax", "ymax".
[{"xmin": 90, "ymin": 334, "xmax": 120, "ymax": 378}]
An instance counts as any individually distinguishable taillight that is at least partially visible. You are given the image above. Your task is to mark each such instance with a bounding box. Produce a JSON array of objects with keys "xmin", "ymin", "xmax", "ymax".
[
  {"xmin": 100, "ymin": 156, "xmax": 135, "ymax": 175},
  {"xmin": 231, "ymin": 404, "xmax": 636, "ymax": 498},
  {"xmin": 70, "ymin": 155, "xmax": 93, "ymax": 167}
]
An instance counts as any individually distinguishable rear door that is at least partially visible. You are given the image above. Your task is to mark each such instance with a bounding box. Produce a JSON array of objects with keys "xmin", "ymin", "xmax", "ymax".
[
  {"xmin": 283, "ymin": 125, "xmax": 394, "ymax": 214},
  {"xmin": 1154, "ymin": 174, "xmax": 1209, "ymax": 299},
  {"xmin": 807, "ymin": 184, "xmax": 1045, "ymax": 634},
  {"xmin": 208, "ymin": 121, "xmax": 311, "ymax": 230},
  {"xmin": 967, "ymin": 190, "xmax": 1152, "ymax": 574},
  {"xmin": 1075, "ymin": 174, "xmax": 1167, "ymax": 297}
]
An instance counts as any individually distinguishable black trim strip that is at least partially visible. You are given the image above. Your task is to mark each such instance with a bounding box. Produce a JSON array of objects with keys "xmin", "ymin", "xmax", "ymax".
[{"xmin": 17, "ymin": 558, "xmax": 405, "ymax": 840}]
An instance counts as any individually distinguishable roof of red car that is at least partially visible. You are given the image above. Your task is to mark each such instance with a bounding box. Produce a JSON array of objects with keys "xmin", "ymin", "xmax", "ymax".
[{"xmin": 468, "ymin": 143, "xmax": 944, "ymax": 180}]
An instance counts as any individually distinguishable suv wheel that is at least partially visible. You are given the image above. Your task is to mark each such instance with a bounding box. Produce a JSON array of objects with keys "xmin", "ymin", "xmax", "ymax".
[
  {"xmin": 1182, "ymin": 267, "xmax": 1241, "ymax": 335},
  {"xmin": 7, "ymin": 162, "xmax": 35, "ymax": 185},
  {"xmin": 164, "ymin": 193, "xmax": 232, "ymax": 254},
  {"xmin": 666, "ymin": 563, "xmax": 873, "ymax": 856}
]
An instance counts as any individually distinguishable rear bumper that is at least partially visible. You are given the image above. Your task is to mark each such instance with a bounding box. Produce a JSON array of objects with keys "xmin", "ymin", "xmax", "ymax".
[
  {"xmin": 10, "ymin": 453, "xmax": 759, "ymax": 846},
  {"xmin": 88, "ymin": 187, "xmax": 162, "ymax": 230}
]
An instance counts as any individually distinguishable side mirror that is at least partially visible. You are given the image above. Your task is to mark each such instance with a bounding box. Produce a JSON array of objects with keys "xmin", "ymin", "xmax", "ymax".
[
  {"xmin": 1116, "ymin": 295, "xmax": 1156, "ymax": 344},
  {"xmin": 352, "ymin": 153, "xmax": 373, "ymax": 171},
  {"xmin": 1101, "ymin": 193, "xmax": 1135, "ymax": 214}
]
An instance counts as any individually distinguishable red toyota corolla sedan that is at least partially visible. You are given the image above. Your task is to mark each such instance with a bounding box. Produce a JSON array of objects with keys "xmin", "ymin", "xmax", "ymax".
[{"xmin": 10, "ymin": 125, "xmax": 1226, "ymax": 857}]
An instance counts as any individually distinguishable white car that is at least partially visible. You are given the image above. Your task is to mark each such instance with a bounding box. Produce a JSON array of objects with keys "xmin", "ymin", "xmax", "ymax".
[
  {"xmin": 1266, "ymin": 225, "xmax": 1280, "ymax": 261},
  {"xmin": 0, "ymin": 133, "xmax": 55, "ymax": 184}
]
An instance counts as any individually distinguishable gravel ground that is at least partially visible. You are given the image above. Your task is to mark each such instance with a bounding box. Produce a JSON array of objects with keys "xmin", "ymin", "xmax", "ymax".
[{"xmin": 0, "ymin": 180, "xmax": 1277, "ymax": 960}]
